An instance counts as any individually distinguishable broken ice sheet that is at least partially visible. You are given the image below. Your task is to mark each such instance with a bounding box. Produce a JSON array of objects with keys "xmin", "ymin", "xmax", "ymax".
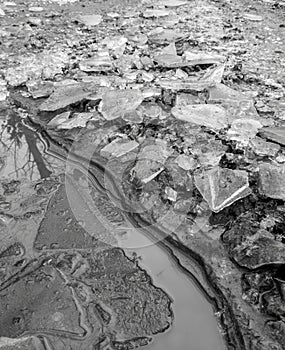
[
  {"xmin": 208, "ymin": 84, "xmax": 261, "ymax": 122},
  {"xmin": 249, "ymin": 137, "xmax": 280, "ymax": 157},
  {"xmin": 107, "ymin": 12, "xmax": 120, "ymax": 18},
  {"xmin": 0, "ymin": 78, "xmax": 9, "ymax": 101},
  {"xmin": 223, "ymin": 215, "xmax": 285, "ymax": 269},
  {"xmin": 259, "ymin": 162, "xmax": 285, "ymax": 200},
  {"xmin": 137, "ymin": 102, "xmax": 164, "ymax": 120},
  {"xmin": 159, "ymin": 0, "xmax": 188, "ymax": 7},
  {"xmin": 100, "ymin": 139, "xmax": 139, "ymax": 158},
  {"xmin": 192, "ymin": 138, "xmax": 227, "ymax": 167},
  {"xmin": 172, "ymin": 104, "xmax": 228, "ymax": 130},
  {"xmin": 183, "ymin": 51, "xmax": 226, "ymax": 66},
  {"xmin": 175, "ymin": 93, "xmax": 201, "ymax": 107},
  {"xmin": 82, "ymin": 75, "xmax": 126, "ymax": 88},
  {"xmin": 200, "ymin": 64, "xmax": 225, "ymax": 83},
  {"xmin": 79, "ymin": 51, "xmax": 113, "ymax": 73},
  {"xmin": 147, "ymin": 28, "xmax": 182, "ymax": 45},
  {"xmin": 259, "ymin": 126, "xmax": 285, "ymax": 146},
  {"xmin": 154, "ymin": 42, "xmax": 182, "ymax": 68},
  {"xmin": 26, "ymin": 80, "xmax": 54, "ymax": 98},
  {"xmin": 98, "ymin": 89, "xmax": 144, "ymax": 120},
  {"xmin": 122, "ymin": 110, "xmax": 144, "ymax": 123},
  {"xmin": 175, "ymin": 154, "xmax": 197, "ymax": 171},
  {"xmin": 102, "ymin": 36, "xmax": 128, "ymax": 58},
  {"xmin": 208, "ymin": 83, "xmax": 252, "ymax": 103},
  {"xmin": 227, "ymin": 118, "xmax": 262, "ymax": 145},
  {"xmin": 127, "ymin": 33, "xmax": 148, "ymax": 47},
  {"xmin": 133, "ymin": 141, "xmax": 172, "ymax": 183},
  {"xmin": 194, "ymin": 166, "xmax": 251, "ymax": 212},
  {"xmin": 114, "ymin": 54, "xmax": 134, "ymax": 74},
  {"xmin": 47, "ymin": 111, "xmax": 71, "ymax": 127},
  {"xmin": 39, "ymin": 83, "xmax": 92, "ymax": 111},
  {"xmin": 243, "ymin": 13, "xmax": 263, "ymax": 21},
  {"xmin": 28, "ymin": 6, "xmax": 43, "ymax": 12},
  {"xmin": 158, "ymin": 79, "xmax": 215, "ymax": 92},
  {"xmin": 140, "ymin": 71, "xmax": 155, "ymax": 82},
  {"xmin": 138, "ymin": 140, "xmax": 171, "ymax": 163},
  {"xmin": 76, "ymin": 14, "xmax": 103, "ymax": 26},
  {"xmin": 165, "ymin": 186, "xmax": 178, "ymax": 201},
  {"xmin": 141, "ymin": 87, "xmax": 161, "ymax": 99},
  {"xmin": 175, "ymin": 68, "xmax": 188, "ymax": 79},
  {"xmin": 4, "ymin": 50, "xmax": 69, "ymax": 87},
  {"xmin": 57, "ymin": 112, "xmax": 96, "ymax": 129},
  {"xmin": 143, "ymin": 9, "xmax": 170, "ymax": 18}
]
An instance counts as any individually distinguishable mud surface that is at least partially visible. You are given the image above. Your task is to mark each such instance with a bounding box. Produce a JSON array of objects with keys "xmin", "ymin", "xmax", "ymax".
[{"xmin": 1, "ymin": 0, "xmax": 285, "ymax": 349}]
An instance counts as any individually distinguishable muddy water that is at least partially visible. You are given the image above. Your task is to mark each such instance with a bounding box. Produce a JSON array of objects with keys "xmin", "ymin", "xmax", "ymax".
[
  {"xmin": 109, "ymin": 224, "xmax": 227, "ymax": 350},
  {"xmin": 66, "ymin": 163, "xmax": 227, "ymax": 350},
  {"xmin": 138, "ymin": 248, "xmax": 225, "ymax": 350}
]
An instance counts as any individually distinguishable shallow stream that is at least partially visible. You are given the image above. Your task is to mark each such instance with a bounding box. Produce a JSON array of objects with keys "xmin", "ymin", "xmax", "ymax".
[{"xmin": 0, "ymin": 114, "xmax": 226, "ymax": 350}]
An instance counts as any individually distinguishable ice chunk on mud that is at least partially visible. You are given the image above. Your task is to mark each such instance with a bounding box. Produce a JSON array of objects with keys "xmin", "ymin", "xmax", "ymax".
[
  {"xmin": 194, "ymin": 166, "xmax": 251, "ymax": 212},
  {"xmin": 183, "ymin": 51, "xmax": 226, "ymax": 66},
  {"xmin": 258, "ymin": 163, "xmax": 285, "ymax": 200},
  {"xmin": 227, "ymin": 118, "xmax": 262, "ymax": 145},
  {"xmin": 154, "ymin": 43, "xmax": 183, "ymax": 68},
  {"xmin": 39, "ymin": 84, "xmax": 92, "ymax": 112},
  {"xmin": 132, "ymin": 141, "xmax": 172, "ymax": 183},
  {"xmin": 223, "ymin": 214, "xmax": 285, "ymax": 269},
  {"xmin": 160, "ymin": 0, "xmax": 189, "ymax": 7},
  {"xmin": 259, "ymin": 127, "xmax": 285, "ymax": 146},
  {"xmin": 172, "ymin": 104, "xmax": 228, "ymax": 130},
  {"xmin": 76, "ymin": 14, "xmax": 103, "ymax": 26},
  {"xmin": 79, "ymin": 51, "xmax": 113, "ymax": 73},
  {"xmin": 98, "ymin": 89, "xmax": 144, "ymax": 120},
  {"xmin": 208, "ymin": 83, "xmax": 252, "ymax": 103},
  {"xmin": 101, "ymin": 139, "xmax": 139, "ymax": 158},
  {"xmin": 175, "ymin": 154, "xmax": 197, "ymax": 171},
  {"xmin": 143, "ymin": 9, "xmax": 170, "ymax": 18},
  {"xmin": 159, "ymin": 79, "xmax": 215, "ymax": 92},
  {"xmin": 250, "ymin": 137, "xmax": 280, "ymax": 157}
]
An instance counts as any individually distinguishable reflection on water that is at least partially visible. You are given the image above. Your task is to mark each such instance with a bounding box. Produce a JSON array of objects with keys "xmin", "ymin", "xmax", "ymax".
[
  {"xmin": 119, "ymin": 229, "xmax": 226, "ymax": 350},
  {"xmin": 0, "ymin": 114, "xmax": 227, "ymax": 350},
  {"xmin": 0, "ymin": 112, "xmax": 63, "ymax": 181},
  {"xmin": 65, "ymin": 170, "xmax": 227, "ymax": 350}
]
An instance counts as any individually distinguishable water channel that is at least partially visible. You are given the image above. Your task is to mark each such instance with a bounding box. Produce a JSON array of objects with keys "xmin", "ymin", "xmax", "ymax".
[{"xmin": 0, "ymin": 114, "xmax": 226, "ymax": 350}]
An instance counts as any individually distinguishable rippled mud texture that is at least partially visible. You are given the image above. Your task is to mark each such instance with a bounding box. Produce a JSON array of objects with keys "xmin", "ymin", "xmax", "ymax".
[
  {"xmin": 0, "ymin": 265, "xmax": 83, "ymax": 338},
  {"xmin": 34, "ymin": 184, "xmax": 103, "ymax": 250},
  {"xmin": 0, "ymin": 175, "xmax": 173, "ymax": 349}
]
